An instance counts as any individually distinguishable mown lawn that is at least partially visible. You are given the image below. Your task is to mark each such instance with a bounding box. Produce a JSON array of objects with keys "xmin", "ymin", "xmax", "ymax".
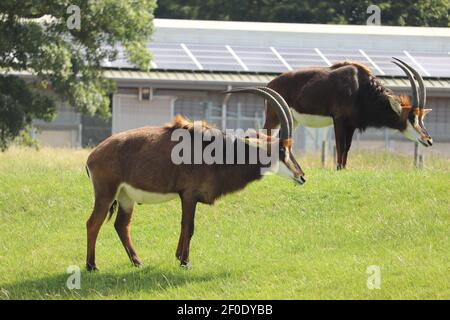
[{"xmin": 0, "ymin": 147, "xmax": 448, "ymax": 299}]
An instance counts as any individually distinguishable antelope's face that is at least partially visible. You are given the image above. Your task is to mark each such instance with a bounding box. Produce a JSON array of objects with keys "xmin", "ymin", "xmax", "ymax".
[
  {"xmin": 389, "ymin": 96, "xmax": 433, "ymax": 147},
  {"xmin": 277, "ymin": 142, "xmax": 305, "ymax": 185},
  {"xmin": 227, "ymin": 86, "xmax": 305, "ymax": 183},
  {"xmin": 403, "ymin": 108, "xmax": 433, "ymax": 147},
  {"xmin": 390, "ymin": 58, "xmax": 433, "ymax": 147}
]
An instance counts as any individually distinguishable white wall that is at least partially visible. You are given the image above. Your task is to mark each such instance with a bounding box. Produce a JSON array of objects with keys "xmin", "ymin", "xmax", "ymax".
[
  {"xmin": 33, "ymin": 101, "xmax": 82, "ymax": 148},
  {"xmin": 112, "ymin": 94, "xmax": 176, "ymax": 133},
  {"xmin": 36, "ymin": 129, "xmax": 79, "ymax": 148}
]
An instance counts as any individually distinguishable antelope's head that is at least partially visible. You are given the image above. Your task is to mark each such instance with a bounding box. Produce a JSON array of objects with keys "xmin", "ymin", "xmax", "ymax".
[
  {"xmin": 390, "ymin": 58, "xmax": 433, "ymax": 147},
  {"xmin": 226, "ymin": 87, "xmax": 306, "ymax": 185}
]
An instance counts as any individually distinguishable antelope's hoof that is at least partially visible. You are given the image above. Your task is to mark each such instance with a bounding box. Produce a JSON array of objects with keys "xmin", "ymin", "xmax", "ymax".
[
  {"xmin": 132, "ymin": 258, "xmax": 142, "ymax": 268},
  {"xmin": 180, "ymin": 261, "xmax": 191, "ymax": 269},
  {"xmin": 86, "ymin": 263, "xmax": 99, "ymax": 272}
]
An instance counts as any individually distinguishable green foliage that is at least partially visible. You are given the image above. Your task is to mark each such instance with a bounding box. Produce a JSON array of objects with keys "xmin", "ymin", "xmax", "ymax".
[
  {"xmin": 0, "ymin": 0, "xmax": 156, "ymax": 150},
  {"xmin": 0, "ymin": 149, "xmax": 449, "ymax": 299},
  {"xmin": 156, "ymin": 0, "xmax": 450, "ymax": 27},
  {"xmin": 0, "ymin": 76, "xmax": 54, "ymax": 151},
  {"xmin": 13, "ymin": 126, "xmax": 40, "ymax": 150}
]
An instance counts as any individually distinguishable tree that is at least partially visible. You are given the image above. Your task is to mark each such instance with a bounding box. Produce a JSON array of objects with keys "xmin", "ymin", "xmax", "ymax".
[
  {"xmin": 0, "ymin": 76, "xmax": 54, "ymax": 151},
  {"xmin": 0, "ymin": 0, "xmax": 156, "ymax": 150},
  {"xmin": 155, "ymin": 0, "xmax": 449, "ymax": 27}
]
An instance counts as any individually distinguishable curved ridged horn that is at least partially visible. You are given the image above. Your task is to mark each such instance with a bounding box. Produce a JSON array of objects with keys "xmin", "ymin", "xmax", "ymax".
[
  {"xmin": 393, "ymin": 57, "xmax": 426, "ymax": 108},
  {"xmin": 225, "ymin": 87, "xmax": 290, "ymax": 140},
  {"xmin": 392, "ymin": 60, "xmax": 419, "ymax": 109},
  {"xmin": 257, "ymin": 86, "xmax": 294, "ymax": 134}
]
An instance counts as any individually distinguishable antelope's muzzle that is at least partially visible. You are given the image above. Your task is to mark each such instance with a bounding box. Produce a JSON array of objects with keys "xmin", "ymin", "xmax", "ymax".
[{"xmin": 294, "ymin": 175, "xmax": 306, "ymax": 185}]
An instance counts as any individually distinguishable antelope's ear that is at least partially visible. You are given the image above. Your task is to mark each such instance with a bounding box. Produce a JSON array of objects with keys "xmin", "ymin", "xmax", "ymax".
[
  {"xmin": 388, "ymin": 96, "xmax": 402, "ymax": 115},
  {"xmin": 422, "ymin": 109, "xmax": 432, "ymax": 116}
]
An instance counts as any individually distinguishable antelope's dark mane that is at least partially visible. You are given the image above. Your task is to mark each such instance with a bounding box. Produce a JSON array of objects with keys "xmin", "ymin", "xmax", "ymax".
[
  {"xmin": 330, "ymin": 61, "xmax": 373, "ymax": 76},
  {"xmin": 331, "ymin": 61, "xmax": 398, "ymax": 131},
  {"xmin": 333, "ymin": 61, "xmax": 393, "ymax": 99}
]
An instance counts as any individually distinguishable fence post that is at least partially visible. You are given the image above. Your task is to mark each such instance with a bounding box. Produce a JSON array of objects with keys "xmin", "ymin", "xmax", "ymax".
[
  {"xmin": 414, "ymin": 142, "xmax": 420, "ymax": 168},
  {"xmin": 384, "ymin": 128, "xmax": 389, "ymax": 150},
  {"xmin": 321, "ymin": 140, "xmax": 327, "ymax": 168},
  {"xmin": 418, "ymin": 153, "xmax": 424, "ymax": 169}
]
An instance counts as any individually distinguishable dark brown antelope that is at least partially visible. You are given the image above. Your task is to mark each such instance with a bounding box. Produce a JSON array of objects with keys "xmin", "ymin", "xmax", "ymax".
[
  {"xmin": 260, "ymin": 57, "xmax": 433, "ymax": 169},
  {"xmin": 85, "ymin": 88, "xmax": 304, "ymax": 271}
]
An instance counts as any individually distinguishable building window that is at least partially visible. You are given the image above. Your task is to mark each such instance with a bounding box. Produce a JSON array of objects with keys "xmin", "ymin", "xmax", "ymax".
[{"xmin": 172, "ymin": 90, "xmax": 264, "ymax": 130}]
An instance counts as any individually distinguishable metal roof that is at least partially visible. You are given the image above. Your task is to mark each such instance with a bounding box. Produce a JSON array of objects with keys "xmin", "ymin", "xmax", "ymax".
[
  {"xmin": 104, "ymin": 69, "xmax": 450, "ymax": 91},
  {"xmin": 116, "ymin": 43, "xmax": 450, "ymax": 77},
  {"xmin": 5, "ymin": 69, "xmax": 450, "ymax": 93},
  {"xmin": 106, "ymin": 19, "xmax": 450, "ymax": 77}
]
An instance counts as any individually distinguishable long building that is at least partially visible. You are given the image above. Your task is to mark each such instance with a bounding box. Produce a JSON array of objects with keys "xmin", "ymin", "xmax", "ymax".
[{"xmin": 34, "ymin": 19, "xmax": 450, "ymax": 155}]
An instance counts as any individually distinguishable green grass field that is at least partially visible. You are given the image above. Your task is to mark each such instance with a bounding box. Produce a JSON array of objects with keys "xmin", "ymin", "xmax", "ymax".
[{"xmin": 0, "ymin": 147, "xmax": 449, "ymax": 300}]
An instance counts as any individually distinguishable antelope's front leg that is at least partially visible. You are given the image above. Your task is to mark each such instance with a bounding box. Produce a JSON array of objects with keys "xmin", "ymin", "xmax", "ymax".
[
  {"xmin": 333, "ymin": 118, "xmax": 346, "ymax": 170},
  {"xmin": 176, "ymin": 195, "xmax": 197, "ymax": 268}
]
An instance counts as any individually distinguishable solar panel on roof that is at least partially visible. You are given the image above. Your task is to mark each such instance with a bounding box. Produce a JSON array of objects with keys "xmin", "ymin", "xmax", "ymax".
[
  {"xmin": 318, "ymin": 48, "xmax": 388, "ymax": 75},
  {"xmin": 363, "ymin": 50, "xmax": 427, "ymax": 77},
  {"xmin": 186, "ymin": 44, "xmax": 243, "ymax": 72},
  {"xmin": 103, "ymin": 47, "xmax": 135, "ymax": 68},
  {"xmin": 106, "ymin": 41, "xmax": 449, "ymax": 78},
  {"xmin": 231, "ymin": 45, "xmax": 287, "ymax": 73},
  {"xmin": 408, "ymin": 52, "xmax": 450, "ymax": 78},
  {"xmin": 148, "ymin": 43, "xmax": 199, "ymax": 70},
  {"xmin": 274, "ymin": 47, "xmax": 328, "ymax": 69}
]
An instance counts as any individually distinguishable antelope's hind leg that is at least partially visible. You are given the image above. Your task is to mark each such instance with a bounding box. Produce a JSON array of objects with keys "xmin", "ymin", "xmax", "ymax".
[
  {"xmin": 115, "ymin": 191, "xmax": 141, "ymax": 267},
  {"xmin": 86, "ymin": 192, "xmax": 116, "ymax": 271},
  {"xmin": 176, "ymin": 195, "xmax": 197, "ymax": 268}
]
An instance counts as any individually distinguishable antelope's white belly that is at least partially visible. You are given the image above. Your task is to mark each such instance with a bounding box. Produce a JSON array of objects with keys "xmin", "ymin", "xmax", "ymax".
[
  {"xmin": 292, "ymin": 110, "xmax": 333, "ymax": 128},
  {"xmin": 119, "ymin": 183, "xmax": 177, "ymax": 204}
]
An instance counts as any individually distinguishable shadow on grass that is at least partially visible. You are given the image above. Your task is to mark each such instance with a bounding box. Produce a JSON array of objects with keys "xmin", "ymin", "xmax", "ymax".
[{"xmin": 1, "ymin": 264, "xmax": 232, "ymax": 300}]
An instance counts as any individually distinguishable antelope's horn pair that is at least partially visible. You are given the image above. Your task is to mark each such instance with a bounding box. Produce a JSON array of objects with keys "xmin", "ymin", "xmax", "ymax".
[
  {"xmin": 224, "ymin": 87, "xmax": 293, "ymax": 142},
  {"xmin": 392, "ymin": 57, "xmax": 427, "ymax": 110}
]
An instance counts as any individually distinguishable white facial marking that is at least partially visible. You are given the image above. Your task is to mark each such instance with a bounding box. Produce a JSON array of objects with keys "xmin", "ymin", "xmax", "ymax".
[
  {"xmin": 292, "ymin": 110, "xmax": 333, "ymax": 128},
  {"xmin": 402, "ymin": 121, "xmax": 422, "ymax": 142},
  {"xmin": 119, "ymin": 183, "xmax": 177, "ymax": 205},
  {"xmin": 274, "ymin": 160, "xmax": 295, "ymax": 180}
]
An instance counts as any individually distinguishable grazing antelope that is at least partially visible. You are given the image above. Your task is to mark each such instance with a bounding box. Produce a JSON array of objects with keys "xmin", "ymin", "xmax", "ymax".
[
  {"xmin": 85, "ymin": 88, "xmax": 304, "ymax": 271},
  {"xmin": 261, "ymin": 58, "xmax": 433, "ymax": 169}
]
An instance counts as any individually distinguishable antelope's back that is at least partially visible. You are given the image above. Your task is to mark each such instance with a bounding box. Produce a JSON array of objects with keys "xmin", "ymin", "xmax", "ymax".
[{"xmin": 86, "ymin": 126, "xmax": 180, "ymax": 191}]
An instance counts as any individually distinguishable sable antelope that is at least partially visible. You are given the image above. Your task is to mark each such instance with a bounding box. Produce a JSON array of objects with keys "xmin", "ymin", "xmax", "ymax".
[
  {"xmin": 85, "ymin": 88, "xmax": 304, "ymax": 271},
  {"xmin": 261, "ymin": 58, "xmax": 433, "ymax": 169}
]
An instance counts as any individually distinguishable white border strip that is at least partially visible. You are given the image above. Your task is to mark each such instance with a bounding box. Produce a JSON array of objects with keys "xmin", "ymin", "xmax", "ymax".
[
  {"xmin": 270, "ymin": 47, "xmax": 292, "ymax": 71},
  {"xmin": 226, "ymin": 45, "xmax": 249, "ymax": 71},
  {"xmin": 359, "ymin": 49, "xmax": 384, "ymax": 75},
  {"xmin": 404, "ymin": 50, "xmax": 430, "ymax": 77},
  {"xmin": 315, "ymin": 48, "xmax": 331, "ymax": 66},
  {"xmin": 181, "ymin": 43, "xmax": 203, "ymax": 70}
]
